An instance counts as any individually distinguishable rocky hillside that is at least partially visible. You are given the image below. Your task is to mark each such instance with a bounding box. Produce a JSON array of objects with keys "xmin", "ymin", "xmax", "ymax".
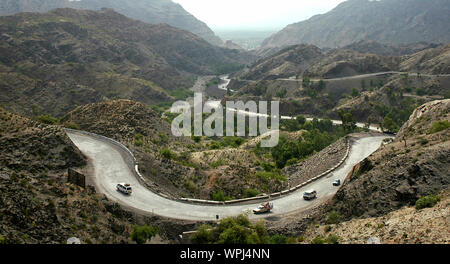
[
  {"xmin": 236, "ymin": 44, "xmax": 450, "ymax": 83},
  {"xmin": 343, "ymin": 40, "xmax": 441, "ymax": 57},
  {"xmin": 400, "ymin": 44, "xmax": 450, "ymax": 74},
  {"xmin": 0, "ymin": 105, "xmax": 208, "ymax": 244},
  {"xmin": 61, "ymin": 100, "xmax": 287, "ymax": 200},
  {"xmin": 0, "ymin": 0, "xmax": 223, "ymax": 46},
  {"xmin": 261, "ymin": 0, "xmax": 450, "ymax": 49},
  {"xmin": 61, "ymin": 99, "xmax": 203, "ymax": 198},
  {"xmin": 329, "ymin": 99, "xmax": 449, "ymax": 220},
  {"xmin": 0, "ymin": 107, "xmax": 127, "ymax": 243},
  {"xmin": 227, "ymin": 43, "xmax": 449, "ymax": 131},
  {"xmin": 238, "ymin": 44, "xmax": 323, "ymax": 80},
  {"xmin": 305, "ymin": 44, "xmax": 450, "ymax": 78},
  {"xmin": 0, "ymin": 8, "xmax": 251, "ymax": 117},
  {"xmin": 0, "ymin": 107, "xmax": 86, "ymax": 174},
  {"xmin": 301, "ymin": 190, "xmax": 449, "ymax": 244},
  {"xmin": 62, "ymin": 99, "xmax": 178, "ymax": 146},
  {"xmin": 304, "ymin": 49, "xmax": 400, "ymax": 78}
]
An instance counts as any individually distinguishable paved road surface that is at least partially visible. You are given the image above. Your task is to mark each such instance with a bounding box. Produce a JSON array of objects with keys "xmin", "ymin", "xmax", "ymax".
[
  {"xmin": 67, "ymin": 131, "xmax": 387, "ymax": 221},
  {"xmin": 277, "ymin": 72, "xmax": 450, "ymax": 82}
]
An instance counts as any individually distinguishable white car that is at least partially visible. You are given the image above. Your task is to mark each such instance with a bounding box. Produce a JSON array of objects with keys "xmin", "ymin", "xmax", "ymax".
[
  {"xmin": 117, "ymin": 183, "xmax": 132, "ymax": 195},
  {"xmin": 303, "ymin": 190, "xmax": 317, "ymax": 200}
]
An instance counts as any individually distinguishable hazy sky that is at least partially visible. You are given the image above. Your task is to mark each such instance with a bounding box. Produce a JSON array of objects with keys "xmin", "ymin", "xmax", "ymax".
[{"xmin": 172, "ymin": 0, "xmax": 347, "ymax": 31}]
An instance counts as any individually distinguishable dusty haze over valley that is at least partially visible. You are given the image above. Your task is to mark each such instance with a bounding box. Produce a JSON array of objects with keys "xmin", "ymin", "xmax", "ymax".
[{"xmin": 0, "ymin": 0, "xmax": 448, "ymax": 250}]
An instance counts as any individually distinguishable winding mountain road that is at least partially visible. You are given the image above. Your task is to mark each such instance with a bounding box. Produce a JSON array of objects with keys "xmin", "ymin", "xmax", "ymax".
[{"xmin": 67, "ymin": 131, "xmax": 388, "ymax": 221}]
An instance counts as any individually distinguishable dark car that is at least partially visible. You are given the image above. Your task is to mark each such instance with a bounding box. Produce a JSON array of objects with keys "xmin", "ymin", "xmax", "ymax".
[{"xmin": 332, "ymin": 179, "xmax": 341, "ymax": 186}]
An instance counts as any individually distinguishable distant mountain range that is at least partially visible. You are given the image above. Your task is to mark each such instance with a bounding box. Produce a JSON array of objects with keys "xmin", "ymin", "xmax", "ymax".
[
  {"xmin": 261, "ymin": 0, "xmax": 450, "ymax": 50},
  {"xmin": 0, "ymin": 0, "xmax": 223, "ymax": 46},
  {"xmin": 0, "ymin": 8, "xmax": 252, "ymax": 117}
]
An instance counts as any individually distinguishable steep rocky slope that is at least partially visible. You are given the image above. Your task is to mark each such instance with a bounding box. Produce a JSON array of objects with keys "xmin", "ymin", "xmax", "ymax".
[
  {"xmin": 0, "ymin": 107, "xmax": 127, "ymax": 243},
  {"xmin": 236, "ymin": 44, "xmax": 450, "ymax": 84},
  {"xmin": 0, "ymin": 8, "xmax": 251, "ymax": 117},
  {"xmin": 265, "ymin": 100, "xmax": 449, "ymax": 243},
  {"xmin": 239, "ymin": 44, "xmax": 323, "ymax": 80},
  {"xmin": 304, "ymin": 44, "xmax": 450, "ymax": 78},
  {"xmin": 0, "ymin": 107, "xmax": 86, "ymax": 174},
  {"xmin": 304, "ymin": 49, "xmax": 400, "ymax": 78},
  {"xmin": 400, "ymin": 44, "xmax": 450, "ymax": 74},
  {"xmin": 301, "ymin": 190, "xmax": 449, "ymax": 244},
  {"xmin": 61, "ymin": 99, "xmax": 202, "ymax": 198},
  {"xmin": 343, "ymin": 40, "xmax": 441, "ymax": 57},
  {"xmin": 261, "ymin": 0, "xmax": 450, "ymax": 49},
  {"xmin": 0, "ymin": 106, "xmax": 208, "ymax": 244},
  {"xmin": 329, "ymin": 99, "xmax": 449, "ymax": 219},
  {"xmin": 0, "ymin": 0, "xmax": 223, "ymax": 45},
  {"xmin": 229, "ymin": 44, "xmax": 449, "ymax": 131}
]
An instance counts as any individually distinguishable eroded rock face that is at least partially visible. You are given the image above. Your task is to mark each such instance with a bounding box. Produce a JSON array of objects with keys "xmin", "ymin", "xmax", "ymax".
[
  {"xmin": 261, "ymin": 0, "xmax": 450, "ymax": 49},
  {"xmin": 330, "ymin": 99, "xmax": 450, "ymax": 220},
  {"xmin": 301, "ymin": 191, "xmax": 450, "ymax": 244},
  {"xmin": 0, "ymin": 107, "xmax": 201, "ymax": 244}
]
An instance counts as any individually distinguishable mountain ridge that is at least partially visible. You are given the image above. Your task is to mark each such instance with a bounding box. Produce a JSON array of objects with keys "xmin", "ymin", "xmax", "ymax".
[
  {"xmin": 261, "ymin": 0, "xmax": 450, "ymax": 50},
  {"xmin": 0, "ymin": 8, "xmax": 252, "ymax": 117},
  {"xmin": 0, "ymin": 0, "xmax": 224, "ymax": 45}
]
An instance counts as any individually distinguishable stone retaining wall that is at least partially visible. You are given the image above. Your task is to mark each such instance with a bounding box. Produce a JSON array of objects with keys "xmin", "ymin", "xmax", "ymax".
[
  {"xmin": 182, "ymin": 137, "xmax": 351, "ymax": 205},
  {"xmin": 65, "ymin": 129, "xmax": 351, "ymax": 206}
]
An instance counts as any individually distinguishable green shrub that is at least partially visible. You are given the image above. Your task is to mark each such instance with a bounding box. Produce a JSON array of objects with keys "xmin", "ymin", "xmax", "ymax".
[
  {"xmin": 134, "ymin": 133, "xmax": 145, "ymax": 147},
  {"xmin": 0, "ymin": 235, "xmax": 6, "ymax": 244},
  {"xmin": 208, "ymin": 141, "xmax": 222, "ymax": 150},
  {"xmin": 131, "ymin": 225, "xmax": 158, "ymax": 244},
  {"xmin": 220, "ymin": 137, "xmax": 246, "ymax": 148},
  {"xmin": 210, "ymin": 160, "xmax": 225, "ymax": 168},
  {"xmin": 311, "ymin": 236, "xmax": 325, "ymax": 244},
  {"xmin": 243, "ymin": 188, "xmax": 260, "ymax": 198},
  {"xmin": 286, "ymin": 158, "xmax": 299, "ymax": 166},
  {"xmin": 64, "ymin": 122, "xmax": 80, "ymax": 130},
  {"xmin": 415, "ymin": 195, "xmax": 440, "ymax": 210},
  {"xmin": 261, "ymin": 162, "xmax": 276, "ymax": 172},
  {"xmin": 444, "ymin": 91, "xmax": 450, "ymax": 99},
  {"xmin": 416, "ymin": 88, "xmax": 425, "ymax": 96},
  {"xmin": 212, "ymin": 190, "xmax": 227, "ymax": 201},
  {"xmin": 36, "ymin": 115, "xmax": 58, "ymax": 125},
  {"xmin": 192, "ymin": 136, "xmax": 202, "ymax": 143},
  {"xmin": 160, "ymin": 148, "xmax": 177, "ymax": 160},
  {"xmin": 428, "ymin": 120, "xmax": 450, "ymax": 134},
  {"xmin": 269, "ymin": 235, "xmax": 287, "ymax": 244},
  {"xmin": 351, "ymin": 88, "xmax": 360, "ymax": 97},
  {"xmin": 168, "ymin": 88, "xmax": 194, "ymax": 100},
  {"xmin": 326, "ymin": 211, "xmax": 341, "ymax": 224},
  {"xmin": 158, "ymin": 133, "xmax": 169, "ymax": 144},
  {"xmin": 184, "ymin": 181, "xmax": 197, "ymax": 193},
  {"xmin": 296, "ymin": 115, "xmax": 306, "ymax": 125},
  {"xmin": 272, "ymin": 129, "xmax": 341, "ymax": 168},
  {"xmin": 193, "ymin": 215, "xmax": 269, "ymax": 244},
  {"xmin": 256, "ymin": 171, "xmax": 286, "ymax": 183},
  {"xmin": 190, "ymin": 225, "xmax": 214, "ymax": 244},
  {"xmin": 326, "ymin": 234, "xmax": 341, "ymax": 244}
]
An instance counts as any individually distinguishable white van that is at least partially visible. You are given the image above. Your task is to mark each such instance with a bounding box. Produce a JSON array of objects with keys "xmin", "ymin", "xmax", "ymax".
[
  {"xmin": 117, "ymin": 183, "xmax": 132, "ymax": 195},
  {"xmin": 303, "ymin": 190, "xmax": 317, "ymax": 200}
]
